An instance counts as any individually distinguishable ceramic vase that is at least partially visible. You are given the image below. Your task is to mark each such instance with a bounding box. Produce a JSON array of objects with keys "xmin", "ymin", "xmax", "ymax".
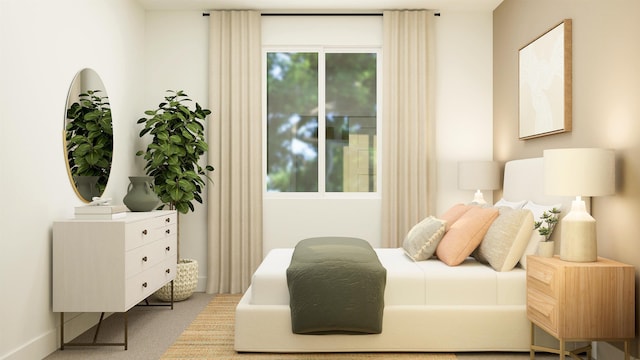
[
  {"xmin": 74, "ymin": 175, "xmax": 100, "ymax": 201},
  {"xmin": 537, "ymin": 241, "xmax": 555, "ymax": 258},
  {"xmin": 123, "ymin": 176, "xmax": 159, "ymax": 212}
]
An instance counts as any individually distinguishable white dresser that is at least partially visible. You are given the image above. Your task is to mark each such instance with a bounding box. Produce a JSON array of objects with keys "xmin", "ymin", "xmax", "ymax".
[{"xmin": 53, "ymin": 210, "xmax": 177, "ymax": 349}]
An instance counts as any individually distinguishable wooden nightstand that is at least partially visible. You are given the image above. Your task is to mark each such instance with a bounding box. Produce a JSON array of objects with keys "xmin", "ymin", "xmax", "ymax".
[{"xmin": 527, "ymin": 255, "xmax": 635, "ymax": 360}]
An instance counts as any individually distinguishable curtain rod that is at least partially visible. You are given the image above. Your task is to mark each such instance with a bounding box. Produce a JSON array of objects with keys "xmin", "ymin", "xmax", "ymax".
[{"xmin": 203, "ymin": 12, "xmax": 440, "ymax": 17}]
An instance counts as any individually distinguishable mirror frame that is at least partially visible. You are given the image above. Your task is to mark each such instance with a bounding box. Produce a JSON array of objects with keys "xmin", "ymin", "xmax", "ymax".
[{"xmin": 63, "ymin": 68, "xmax": 113, "ymax": 202}]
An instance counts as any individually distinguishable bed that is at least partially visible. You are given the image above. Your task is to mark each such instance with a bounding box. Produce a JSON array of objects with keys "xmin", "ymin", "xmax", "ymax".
[{"xmin": 235, "ymin": 157, "xmax": 576, "ymax": 353}]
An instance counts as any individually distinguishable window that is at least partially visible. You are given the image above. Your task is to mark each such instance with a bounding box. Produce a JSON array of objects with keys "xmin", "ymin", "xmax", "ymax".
[{"xmin": 265, "ymin": 50, "xmax": 379, "ymax": 193}]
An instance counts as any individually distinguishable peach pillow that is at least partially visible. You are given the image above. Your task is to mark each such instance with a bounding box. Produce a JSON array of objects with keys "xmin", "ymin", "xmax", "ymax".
[
  {"xmin": 439, "ymin": 203, "xmax": 474, "ymax": 231},
  {"xmin": 436, "ymin": 206, "xmax": 499, "ymax": 266}
]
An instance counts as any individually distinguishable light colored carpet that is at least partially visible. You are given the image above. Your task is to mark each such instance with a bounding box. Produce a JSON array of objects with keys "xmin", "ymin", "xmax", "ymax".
[{"xmin": 45, "ymin": 293, "xmax": 215, "ymax": 360}]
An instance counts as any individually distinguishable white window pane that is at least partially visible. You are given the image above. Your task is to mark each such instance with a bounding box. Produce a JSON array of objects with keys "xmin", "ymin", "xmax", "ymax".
[
  {"xmin": 266, "ymin": 52, "xmax": 319, "ymax": 192},
  {"xmin": 325, "ymin": 53, "xmax": 377, "ymax": 192}
]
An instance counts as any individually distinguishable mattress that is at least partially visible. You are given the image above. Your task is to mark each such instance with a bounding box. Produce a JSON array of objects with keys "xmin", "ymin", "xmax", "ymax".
[{"xmin": 249, "ymin": 247, "xmax": 526, "ymax": 307}]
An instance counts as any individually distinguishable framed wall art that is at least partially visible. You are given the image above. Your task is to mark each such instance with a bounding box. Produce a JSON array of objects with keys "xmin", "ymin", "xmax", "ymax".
[{"xmin": 518, "ymin": 19, "xmax": 572, "ymax": 140}]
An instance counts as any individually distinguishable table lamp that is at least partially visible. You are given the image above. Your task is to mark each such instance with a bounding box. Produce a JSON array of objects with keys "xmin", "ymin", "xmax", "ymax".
[
  {"xmin": 543, "ymin": 148, "xmax": 615, "ymax": 262},
  {"xmin": 458, "ymin": 161, "xmax": 500, "ymax": 205}
]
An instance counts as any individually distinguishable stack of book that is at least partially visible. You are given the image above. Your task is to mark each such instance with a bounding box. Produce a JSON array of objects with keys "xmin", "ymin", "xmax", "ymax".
[{"xmin": 74, "ymin": 205, "xmax": 129, "ymax": 220}]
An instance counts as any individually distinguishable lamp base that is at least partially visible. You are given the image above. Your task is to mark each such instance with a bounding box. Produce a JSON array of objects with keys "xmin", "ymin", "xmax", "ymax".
[
  {"xmin": 560, "ymin": 200, "xmax": 597, "ymax": 262},
  {"xmin": 472, "ymin": 190, "xmax": 487, "ymax": 205}
]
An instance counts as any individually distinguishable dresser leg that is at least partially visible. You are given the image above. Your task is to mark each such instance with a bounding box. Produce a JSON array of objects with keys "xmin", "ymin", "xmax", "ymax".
[
  {"xmin": 60, "ymin": 312, "xmax": 65, "ymax": 350},
  {"xmin": 625, "ymin": 340, "xmax": 630, "ymax": 360},
  {"xmin": 559, "ymin": 339, "xmax": 565, "ymax": 360},
  {"xmin": 530, "ymin": 322, "xmax": 535, "ymax": 360},
  {"xmin": 124, "ymin": 311, "xmax": 128, "ymax": 350}
]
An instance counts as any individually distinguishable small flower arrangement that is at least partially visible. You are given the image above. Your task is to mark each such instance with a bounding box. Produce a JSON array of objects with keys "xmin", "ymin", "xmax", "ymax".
[{"xmin": 534, "ymin": 208, "xmax": 561, "ymax": 242}]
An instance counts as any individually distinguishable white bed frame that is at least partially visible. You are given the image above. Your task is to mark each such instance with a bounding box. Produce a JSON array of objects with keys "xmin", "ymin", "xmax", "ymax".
[{"xmin": 235, "ymin": 157, "xmax": 575, "ymax": 353}]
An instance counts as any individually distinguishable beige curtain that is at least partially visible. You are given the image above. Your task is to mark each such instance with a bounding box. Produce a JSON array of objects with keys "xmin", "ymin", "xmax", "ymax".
[
  {"xmin": 207, "ymin": 11, "xmax": 263, "ymax": 294},
  {"xmin": 381, "ymin": 10, "xmax": 436, "ymax": 248}
]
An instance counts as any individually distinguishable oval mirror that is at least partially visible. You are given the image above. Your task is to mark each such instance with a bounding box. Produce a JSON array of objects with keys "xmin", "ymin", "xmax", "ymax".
[{"xmin": 64, "ymin": 68, "xmax": 113, "ymax": 202}]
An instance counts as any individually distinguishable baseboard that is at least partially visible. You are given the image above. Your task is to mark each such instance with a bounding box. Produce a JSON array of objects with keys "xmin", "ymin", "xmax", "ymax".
[
  {"xmin": 596, "ymin": 340, "xmax": 637, "ymax": 360},
  {"xmin": 0, "ymin": 312, "xmax": 111, "ymax": 360},
  {"xmin": 0, "ymin": 328, "xmax": 56, "ymax": 360}
]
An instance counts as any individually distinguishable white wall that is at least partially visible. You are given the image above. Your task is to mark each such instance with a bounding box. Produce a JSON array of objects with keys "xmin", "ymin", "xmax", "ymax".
[
  {"xmin": 0, "ymin": 1, "xmax": 145, "ymax": 359},
  {"xmin": 128, "ymin": 10, "xmax": 496, "ymax": 265},
  {"xmin": 434, "ymin": 10, "xmax": 495, "ymax": 214}
]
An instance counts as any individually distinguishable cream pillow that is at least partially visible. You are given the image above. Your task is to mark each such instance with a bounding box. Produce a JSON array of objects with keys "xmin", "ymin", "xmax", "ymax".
[
  {"xmin": 402, "ymin": 216, "xmax": 447, "ymax": 261},
  {"xmin": 436, "ymin": 206, "xmax": 499, "ymax": 266},
  {"xmin": 474, "ymin": 207, "xmax": 534, "ymax": 271}
]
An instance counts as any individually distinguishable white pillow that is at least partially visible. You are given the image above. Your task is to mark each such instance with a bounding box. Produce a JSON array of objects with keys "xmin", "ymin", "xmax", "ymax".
[
  {"xmin": 523, "ymin": 201, "xmax": 562, "ymax": 223},
  {"xmin": 494, "ymin": 198, "xmax": 527, "ymax": 209},
  {"xmin": 519, "ymin": 232, "xmax": 546, "ymax": 269},
  {"xmin": 519, "ymin": 201, "xmax": 562, "ymax": 268},
  {"xmin": 402, "ymin": 216, "xmax": 447, "ymax": 261}
]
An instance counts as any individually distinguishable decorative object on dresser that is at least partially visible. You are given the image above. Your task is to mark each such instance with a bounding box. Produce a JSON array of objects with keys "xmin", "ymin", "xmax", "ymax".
[
  {"xmin": 457, "ymin": 160, "xmax": 500, "ymax": 204},
  {"xmin": 527, "ymin": 255, "xmax": 635, "ymax": 360},
  {"xmin": 136, "ymin": 90, "xmax": 214, "ymax": 301},
  {"xmin": 123, "ymin": 176, "xmax": 160, "ymax": 212},
  {"xmin": 543, "ymin": 148, "xmax": 615, "ymax": 262},
  {"xmin": 52, "ymin": 210, "xmax": 177, "ymax": 350},
  {"xmin": 74, "ymin": 204, "xmax": 128, "ymax": 220},
  {"xmin": 533, "ymin": 208, "xmax": 560, "ymax": 257}
]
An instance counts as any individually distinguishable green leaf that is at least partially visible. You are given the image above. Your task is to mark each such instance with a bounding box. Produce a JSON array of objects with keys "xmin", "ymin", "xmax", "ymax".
[
  {"xmin": 175, "ymin": 202, "xmax": 190, "ymax": 214},
  {"xmin": 136, "ymin": 90, "xmax": 213, "ymax": 214}
]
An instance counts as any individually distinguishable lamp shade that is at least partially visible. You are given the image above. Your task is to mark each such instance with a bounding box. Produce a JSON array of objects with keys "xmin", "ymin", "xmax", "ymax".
[
  {"xmin": 543, "ymin": 148, "xmax": 615, "ymax": 197},
  {"xmin": 458, "ymin": 161, "xmax": 500, "ymax": 191}
]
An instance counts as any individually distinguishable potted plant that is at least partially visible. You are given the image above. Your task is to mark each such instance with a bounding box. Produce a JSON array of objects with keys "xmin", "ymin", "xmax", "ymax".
[
  {"xmin": 136, "ymin": 90, "xmax": 213, "ymax": 301},
  {"xmin": 534, "ymin": 208, "xmax": 561, "ymax": 257},
  {"xmin": 65, "ymin": 90, "xmax": 113, "ymax": 200}
]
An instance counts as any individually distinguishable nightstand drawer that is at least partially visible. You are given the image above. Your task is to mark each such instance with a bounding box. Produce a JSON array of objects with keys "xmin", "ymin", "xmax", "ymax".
[
  {"xmin": 527, "ymin": 287, "xmax": 558, "ymax": 334},
  {"xmin": 526, "ymin": 259, "xmax": 558, "ymax": 298}
]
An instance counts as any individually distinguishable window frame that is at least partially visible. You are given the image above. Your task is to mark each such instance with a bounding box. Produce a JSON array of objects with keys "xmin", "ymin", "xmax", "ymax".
[{"xmin": 262, "ymin": 46, "xmax": 382, "ymax": 199}]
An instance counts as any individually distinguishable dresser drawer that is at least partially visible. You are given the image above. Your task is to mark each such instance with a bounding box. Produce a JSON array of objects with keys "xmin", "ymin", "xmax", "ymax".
[
  {"xmin": 125, "ymin": 212, "xmax": 177, "ymax": 250},
  {"xmin": 125, "ymin": 236, "xmax": 177, "ymax": 278},
  {"xmin": 125, "ymin": 257, "xmax": 176, "ymax": 308}
]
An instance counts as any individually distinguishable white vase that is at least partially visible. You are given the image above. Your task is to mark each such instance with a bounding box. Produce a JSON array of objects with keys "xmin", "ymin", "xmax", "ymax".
[{"xmin": 537, "ymin": 241, "xmax": 555, "ymax": 258}]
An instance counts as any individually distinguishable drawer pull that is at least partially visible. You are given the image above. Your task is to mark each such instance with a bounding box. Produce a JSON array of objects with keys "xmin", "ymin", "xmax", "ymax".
[
  {"xmin": 142, "ymin": 229, "xmax": 148, "ymax": 235},
  {"xmin": 165, "ymin": 246, "xmax": 171, "ymax": 252},
  {"xmin": 166, "ymin": 217, "xmax": 171, "ymax": 223},
  {"xmin": 142, "ymin": 282, "xmax": 148, "ymax": 288},
  {"xmin": 142, "ymin": 256, "xmax": 148, "ymax": 262},
  {"xmin": 166, "ymin": 268, "xmax": 171, "ymax": 274},
  {"xmin": 166, "ymin": 229, "xmax": 171, "ymax": 235}
]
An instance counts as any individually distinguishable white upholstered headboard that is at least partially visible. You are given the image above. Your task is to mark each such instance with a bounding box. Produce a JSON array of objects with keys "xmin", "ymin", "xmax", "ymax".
[{"xmin": 502, "ymin": 157, "xmax": 582, "ymax": 217}]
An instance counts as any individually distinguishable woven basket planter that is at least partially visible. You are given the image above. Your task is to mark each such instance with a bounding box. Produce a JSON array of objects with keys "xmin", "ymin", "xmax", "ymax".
[{"xmin": 155, "ymin": 258, "xmax": 198, "ymax": 302}]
